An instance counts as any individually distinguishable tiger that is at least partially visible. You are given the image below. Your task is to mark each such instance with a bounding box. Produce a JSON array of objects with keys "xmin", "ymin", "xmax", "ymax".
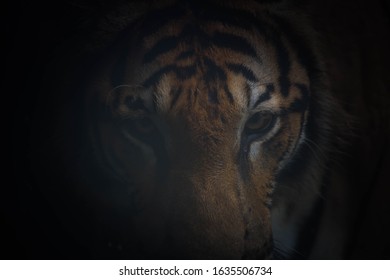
[
  {"xmin": 74, "ymin": 0, "xmax": 349, "ymax": 259},
  {"xmin": 28, "ymin": 0, "xmax": 390, "ymax": 259}
]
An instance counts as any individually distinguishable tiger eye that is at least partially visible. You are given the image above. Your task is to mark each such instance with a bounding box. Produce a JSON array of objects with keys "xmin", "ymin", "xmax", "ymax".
[{"xmin": 245, "ymin": 111, "xmax": 275, "ymax": 135}]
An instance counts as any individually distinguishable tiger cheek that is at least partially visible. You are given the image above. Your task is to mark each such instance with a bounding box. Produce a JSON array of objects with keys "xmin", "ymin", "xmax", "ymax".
[{"xmin": 247, "ymin": 112, "xmax": 305, "ymax": 206}]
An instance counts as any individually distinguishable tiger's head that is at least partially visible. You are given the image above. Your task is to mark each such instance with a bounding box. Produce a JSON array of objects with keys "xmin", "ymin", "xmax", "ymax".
[{"xmin": 85, "ymin": 0, "xmax": 333, "ymax": 259}]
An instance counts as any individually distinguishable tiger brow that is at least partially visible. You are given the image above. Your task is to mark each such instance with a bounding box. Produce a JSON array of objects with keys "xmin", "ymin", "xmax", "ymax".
[{"xmin": 250, "ymin": 83, "xmax": 275, "ymax": 109}]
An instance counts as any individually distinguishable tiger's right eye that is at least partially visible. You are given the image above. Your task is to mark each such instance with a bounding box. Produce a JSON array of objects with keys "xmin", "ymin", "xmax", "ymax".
[{"xmin": 244, "ymin": 111, "xmax": 276, "ymax": 140}]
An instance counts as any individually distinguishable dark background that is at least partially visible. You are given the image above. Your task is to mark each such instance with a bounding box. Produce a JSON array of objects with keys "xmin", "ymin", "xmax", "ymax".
[
  {"xmin": 5, "ymin": 0, "xmax": 104, "ymax": 259},
  {"xmin": 4, "ymin": 0, "xmax": 390, "ymax": 259}
]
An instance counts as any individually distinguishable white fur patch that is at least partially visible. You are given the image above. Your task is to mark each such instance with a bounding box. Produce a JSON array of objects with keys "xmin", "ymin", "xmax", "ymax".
[
  {"xmin": 249, "ymin": 84, "xmax": 267, "ymax": 107},
  {"xmin": 155, "ymin": 75, "xmax": 172, "ymax": 113},
  {"xmin": 249, "ymin": 141, "xmax": 261, "ymax": 162},
  {"xmin": 249, "ymin": 83, "xmax": 280, "ymax": 109}
]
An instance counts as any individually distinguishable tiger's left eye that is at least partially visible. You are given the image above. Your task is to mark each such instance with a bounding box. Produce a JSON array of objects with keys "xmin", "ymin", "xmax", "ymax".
[{"xmin": 244, "ymin": 111, "xmax": 276, "ymax": 138}]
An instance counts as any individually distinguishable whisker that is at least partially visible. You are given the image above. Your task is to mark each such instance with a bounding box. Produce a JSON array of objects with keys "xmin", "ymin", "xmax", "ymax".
[{"xmin": 273, "ymin": 239, "xmax": 305, "ymax": 259}]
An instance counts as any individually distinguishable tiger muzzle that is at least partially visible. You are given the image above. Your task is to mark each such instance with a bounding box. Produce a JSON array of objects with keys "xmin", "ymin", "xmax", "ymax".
[{"xmin": 136, "ymin": 159, "xmax": 273, "ymax": 259}]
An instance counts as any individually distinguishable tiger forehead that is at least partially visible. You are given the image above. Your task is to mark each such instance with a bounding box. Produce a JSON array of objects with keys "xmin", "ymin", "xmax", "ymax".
[
  {"xmin": 139, "ymin": 14, "xmax": 266, "ymax": 71},
  {"xmin": 152, "ymin": 73, "xmax": 280, "ymax": 121},
  {"xmin": 119, "ymin": 2, "xmax": 313, "ymax": 119},
  {"xmin": 154, "ymin": 70, "xmax": 247, "ymax": 114},
  {"xmin": 138, "ymin": 23, "xmax": 278, "ymax": 113}
]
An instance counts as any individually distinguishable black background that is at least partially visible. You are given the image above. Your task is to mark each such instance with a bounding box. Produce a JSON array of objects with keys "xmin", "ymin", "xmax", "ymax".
[
  {"xmin": 4, "ymin": 0, "xmax": 390, "ymax": 259},
  {"xmin": 6, "ymin": 0, "xmax": 96, "ymax": 259}
]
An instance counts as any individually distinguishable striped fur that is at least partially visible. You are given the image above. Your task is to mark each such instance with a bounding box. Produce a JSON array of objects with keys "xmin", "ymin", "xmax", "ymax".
[{"xmin": 82, "ymin": 0, "xmax": 347, "ymax": 259}]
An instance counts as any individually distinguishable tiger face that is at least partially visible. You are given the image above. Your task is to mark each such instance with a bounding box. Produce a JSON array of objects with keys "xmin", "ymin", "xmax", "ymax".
[{"xmin": 88, "ymin": 0, "xmax": 319, "ymax": 259}]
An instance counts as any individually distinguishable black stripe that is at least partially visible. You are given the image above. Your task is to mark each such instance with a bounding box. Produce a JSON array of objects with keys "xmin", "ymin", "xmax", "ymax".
[
  {"xmin": 245, "ymin": 83, "xmax": 252, "ymax": 108},
  {"xmin": 253, "ymin": 84, "xmax": 274, "ymax": 108},
  {"xmin": 144, "ymin": 56, "xmax": 227, "ymax": 89},
  {"xmin": 152, "ymin": 89, "xmax": 158, "ymax": 113},
  {"xmin": 224, "ymin": 85, "xmax": 234, "ymax": 104},
  {"xmin": 248, "ymin": 17, "xmax": 292, "ymax": 97},
  {"xmin": 142, "ymin": 65, "xmax": 175, "ymax": 87},
  {"xmin": 212, "ymin": 31, "xmax": 257, "ymax": 58},
  {"xmin": 227, "ymin": 63, "xmax": 259, "ymax": 83},
  {"xmin": 138, "ymin": 5, "xmax": 295, "ymax": 100},
  {"xmin": 176, "ymin": 50, "xmax": 196, "ymax": 61},
  {"xmin": 142, "ymin": 64, "xmax": 197, "ymax": 87},
  {"xmin": 205, "ymin": 10, "xmax": 292, "ymax": 97},
  {"xmin": 143, "ymin": 36, "xmax": 180, "ymax": 63},
  {"xmin": 203, "ymin": 57, "xmax": 227, "ymax": 83},
  {"xmin": 272, "ymin": 35, "xmax": 291, "ymax": 97},
  {"xmin": 143, "ymin": 23, "xmax": 202, "ymax": 63},
  {"xmin": 202, "ymin": 56, "xmax": 232, "ymax": 106},
  {"xmin": 180, "ymin": 23, "xmax": 208, "ymax": 46},
  {"xmin": 238, "ymin": 15, "xmax": 292, "ymax": 97},
  {"xmin": 208, "ymin": 88, "xmax": 219, "ymax": 105},
  {"xmin": 238, "ymin": 141, "xmax": 251, "ymax": 184},
  {"xmin": 137, "ymin": 2, "xmax": 294, "ymax": 88},
  {"xmin": 176, "ymin": 64, "xmax": 197, "ymax": 80},
  {"xmin": 170, "ymin": 86, "xmax": 183, "ymax": 110},
  {"xmin": 267, "ymin": 13, "xmax": 319, "ymax": 80},
  {"xmin": 290, "ymin": 83, "xmax": 310, "ymax": 154},
  {"xmin": 279, "ymin": 77, "xmax": 291, "ymax": 97},
  {"xmin": 187, "ymin": 0, "xmax": 287, "ymax": 79},
  {"xmin": 288, "ymin": 83, "xmax": 310, "ymax": 112}
]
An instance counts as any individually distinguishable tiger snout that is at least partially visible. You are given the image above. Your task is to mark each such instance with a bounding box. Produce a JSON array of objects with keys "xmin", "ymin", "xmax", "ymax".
[{"xmin": 132, "ymin": 144, "xmax": 273, "ymax": 259}]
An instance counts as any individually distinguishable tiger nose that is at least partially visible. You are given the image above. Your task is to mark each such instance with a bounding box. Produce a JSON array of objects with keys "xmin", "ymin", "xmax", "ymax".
[
  {"xmin": 153, "ymin": 169, "xmax": 241, "ymax": 258},
  {"xmin": 159, "ymin": 166, "xmax": 269, "ymax": 259}
]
